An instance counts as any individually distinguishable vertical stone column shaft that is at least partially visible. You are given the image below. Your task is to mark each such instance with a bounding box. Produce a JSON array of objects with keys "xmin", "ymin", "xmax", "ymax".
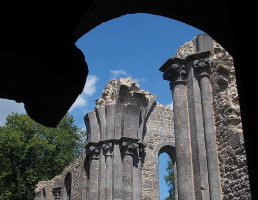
[
  {"xmin": 173, "ymin": 82, "xmax": 195, "ymax": 200},
  {"xmin": 113, "ymin": 143, "xmax": 123, "ymax": 200},
  {"xmin": 105, "ymin": 155, "xmax": 113, "ymax": 200},
  {"xmin": 174, "ymin": 162, "xmax": 178, "ymax": 200},
  {"xmin": 122, "ymin": 154, "xmax": 133, "ymax": 200},
  {"xmin": 187, "ymin": 67, "xmax": 210, "ymax": 199},
  {"xmin": 133, "ymin": 146, "xmax": 143, "ymax": 200},
  {"xmin": 160, "ymin": 60, "xmax": 195, "ymax": 200},
  {"xmin": 106, "ymin": 105, "xmax": 115, "ymax": 139},
  {"xmin": 86, "ymin": 144, "xmax": 100, "ymax": 200},
  {"xmin": 103, "ymin": 142, "xmax": 113, "ymax": 200},
  {"xmin": 121, "ymin": 140, "xmax": 139, "ymax": 200},
  {"xmin": 99, "ymin": 148, "xmax": 106, "ymax": 200},
  {"xmin": 89, "ymin": 159, "xmax": 99, "ymax": 199},
  {"xmin": 199, "ymin": 75, "xmax": 222, "ymax": 200}
]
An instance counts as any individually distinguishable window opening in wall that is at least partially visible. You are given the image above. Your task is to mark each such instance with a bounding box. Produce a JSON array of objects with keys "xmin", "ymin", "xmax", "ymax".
[
  {"xmin": 65, "ymin": 172, "xmax": 72, "ymax": 200},
  {"xmin": 159, "ymin": 153, "xmax": 175, "ymax": 200}
]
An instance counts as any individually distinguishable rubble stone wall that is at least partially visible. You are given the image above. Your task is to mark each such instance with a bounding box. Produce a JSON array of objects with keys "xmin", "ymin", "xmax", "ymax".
[
  {"xmin": 142, "ymin": 103, "xmax": 174, "ymax": 199},
  {"xmin": 210, "ymin": 40, "xmax": 251, "ymax": 200}
]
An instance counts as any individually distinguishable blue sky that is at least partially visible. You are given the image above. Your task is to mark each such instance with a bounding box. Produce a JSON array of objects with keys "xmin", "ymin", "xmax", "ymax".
[{"xmin": 0, "ymin": 13, "xmax": 204, "ymax": 199}]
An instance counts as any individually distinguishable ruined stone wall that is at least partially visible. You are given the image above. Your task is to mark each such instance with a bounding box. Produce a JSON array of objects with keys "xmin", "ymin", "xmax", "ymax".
[
  {"xmin": 34, "ymin": 77, "xmax": 175, "ymax": 200},
  {"xmin": 210, "ymin": 41, "xmax": 251, "ymax": 199},
  {"xmin": 142, "ymin": 103, "xmax": 174, "ymax": 199},
  {"xmin": 35, "ymin": 149, "xmax": 86, "ymax": 200},
  {"xmin": 176, "ymin": 35, "xmax": 251, "ymax": 199},
  {"xmin": 34, "ymin": 34, "xmax": 251, "ymax": 200}
]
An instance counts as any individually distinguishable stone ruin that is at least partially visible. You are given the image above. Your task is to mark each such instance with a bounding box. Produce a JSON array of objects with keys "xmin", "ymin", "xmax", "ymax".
[{"xmin": 34, "ymin": 34, "xmax": 251, "ymax": 200}]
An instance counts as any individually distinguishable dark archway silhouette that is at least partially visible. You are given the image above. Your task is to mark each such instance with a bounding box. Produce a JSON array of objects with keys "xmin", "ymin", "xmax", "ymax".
[{"xmin": 1, "ymin": 2, "xmax": 257, "ymax": 198}]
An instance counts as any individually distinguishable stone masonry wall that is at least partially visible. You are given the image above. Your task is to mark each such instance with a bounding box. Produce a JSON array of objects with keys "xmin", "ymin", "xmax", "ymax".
[
  {"xmin": 176, "ymin": 35, "xmax": 251, "ymax": 199},
  {"xmin": 142, "ymin": 103, "xmax": 174, "ymax": 199},
  {"xmin": 35, "ymin": 149, "xmax": 86, "ymax": 200},
  {"xmin": 210, "ymin": 40, "xmax": 251, "ymax": 199}
]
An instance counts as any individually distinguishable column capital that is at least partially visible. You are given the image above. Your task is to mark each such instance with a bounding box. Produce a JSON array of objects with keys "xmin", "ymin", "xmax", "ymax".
[
  {"xmin": 102, "ymin": 142, "xmax": 113, "ymax": 157},
  {"xmin": 165, "ymin": 62, "xmax": 187, "ymax": 82},
  {"xmin": 193, "ymin": 57, "xmax": 210, "ymax": 78},
  {"xmin": 138, "ymin": 143, "xmax": 146, "ymax": 161},
  {"xmin": 121, "ymin": 141, "xmax": 139, "ymax": 155},
  {"xmin": 191, "ymin": 51, "xmax": 211, "ymax": 78},
  {"xmin": 86, "ymin": 142, "xmax": 100, "ymax": 159},
  {"xmin": 160, "ymin": 57, "xmax": 188, "ymax": 90},
  {"xmin": 120, "ymin": 137, "xmax": 139, "ymax": 155}
]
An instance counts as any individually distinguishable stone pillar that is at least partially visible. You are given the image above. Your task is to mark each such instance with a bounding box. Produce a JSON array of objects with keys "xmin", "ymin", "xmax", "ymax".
[
  {"xmin": 96, "ymin": 106, "xmax": 106, "ymax": 140},
  {"xmin": 162, "ymin": 60, "xmax": 195, "ymax": 200},
  {"xmin": 174, "ymin": 162, "xmax": 178, "ymax": 200},
  {"xmin": 86, "ymin": 143, "xmax": 100, "ymax": 200},
  {"xmin": 193, "ymin": 56, "xmax": 222, "ymax": 200},
  {"xmin": 113, "ymin": 143, "xmax": 123, "ymax": 200},
  {"xmin": 187, "ymin": 55, "xmax": 210, "ymax": 199},
  {"xmin": 106, "ymin": 105, "xmax": 115, "ymax": 139},
  {"xmin": 121, "ymin": 139, "xmax": 139, "ymax": 200},
  {"xmin": 133, "ymin": 144, "xmax": 144, "ymax": 200},
  {"xmin": 103, "ymin": 142, "xmax": 113, "ymax": 200},
  {"xmin": 99, "ymin": 147, "xmax": 106, "ymax": 200}
]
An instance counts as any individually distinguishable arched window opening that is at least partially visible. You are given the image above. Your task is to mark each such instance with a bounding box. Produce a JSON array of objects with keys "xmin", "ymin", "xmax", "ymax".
[
  {"xmin": 64, "ymin": 172, "xmax": 72, "ymax": 200},
  {"xmin": 159, "ymin": 153, "xmax": 175, "ymax": 200},
  {"xmin": 42, "ymin": 187, "xmax": 46, "ymax": 198},
  {"xmin": 158, "ymin": 144, "xmax": 176, "ymax": 200}
]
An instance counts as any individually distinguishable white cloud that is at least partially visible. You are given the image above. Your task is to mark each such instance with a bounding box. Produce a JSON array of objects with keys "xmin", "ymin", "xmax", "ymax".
[
  {"xmin": 82, "ymin": 75, "xmax": 98, "ymax": 96},
  {"xmin": 70, "ymin": 95, "xmax": 87, "ymax": 111},
  {"xmin": 110, "ymin": 69, "xmax": 146, "ymax": 84},
  {"xmin": 132, "ymin": 77, "xmax": 147, "ymax": 84},
  {"xmin": 110, "ymin": 70, "xmax": 128, "ymax": 79},
  {"xmin": 166, "ymin": 102, "xmax": 173, "ymax": 110},
  {"xmin": 0, "ymin": 99, "xmax": 26, "ymax": 126},
  {"xmin": 69, "ymin": 74, "xmax": 98, "ymax": 112}
]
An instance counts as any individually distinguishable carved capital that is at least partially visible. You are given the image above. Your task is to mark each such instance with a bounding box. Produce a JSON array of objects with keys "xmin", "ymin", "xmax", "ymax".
[
  {"xmin": 86, "ymin": 143, "xmax": 100, "ymax": 159},
  {"xmin": 52, "ymin": 187, "xmax": 61, "ymax": 199},
  {"xmin": 193, "ymin": 57, "xmax": 210, "ymax": 78},
  {"xmin": 138, "ymin": 143, "xmax": 146, "ymax": 160},
  {"xmin": 121, "ymin": 141, "xmax": 139, "ymax": 155},
  {"xmin": 163, "ymin": 62, "xmax": 187, "ymax": 86},
  {"xmin": 102, "ymin": 142, "xmax": 113, "ymax": 157}
]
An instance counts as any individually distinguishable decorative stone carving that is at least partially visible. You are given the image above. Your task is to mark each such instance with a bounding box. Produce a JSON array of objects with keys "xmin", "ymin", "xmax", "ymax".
[
  {"xmin": 102, "ymin": 142, "xmax": 113, "ymax": 157},
  {"xmin": 121, "ymin": 140, "xmax": 139, "ymax": 156},
  {"xmin": 86, "ymin": 143, "xmax": 100, "ymax": 159},
  {"xmin": 52, "ymin": 187, "xmax": 61, "ymax": 199},
  {"xmin": 163, "ymin": 62, "xmax": 187, "ymax": 85},
  {"xmin": 138, "ymin": 143, "xmax": 146, "ymax": 161},
  {"xmin": 193, "ymin": 57, "xmax": 210, "ymax": 78}
]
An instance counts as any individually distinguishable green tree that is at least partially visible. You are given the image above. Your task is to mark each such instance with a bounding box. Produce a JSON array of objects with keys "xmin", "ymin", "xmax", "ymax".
[
  {"xmin": 164, "ymin": 159, "xmax": 175, "ymax": 200},
  {"xmin": 0, "ymin": 113, "xmax": 86, "ymax": 200}
]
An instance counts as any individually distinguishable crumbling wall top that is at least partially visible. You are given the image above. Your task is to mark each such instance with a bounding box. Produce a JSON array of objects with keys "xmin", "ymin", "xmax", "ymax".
[{"xmin": 95, "ymin": 77, "xmax": 156, "ymax": 108}]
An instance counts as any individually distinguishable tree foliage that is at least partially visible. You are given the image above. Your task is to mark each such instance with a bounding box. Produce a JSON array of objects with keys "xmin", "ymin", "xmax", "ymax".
[
  {"xmin": 164, "ymin": 159, "xmax": 175, "ymax": 200},
  {"xmin": 0, "ymin": 113, "xmax": 86, "ymax": 200}
]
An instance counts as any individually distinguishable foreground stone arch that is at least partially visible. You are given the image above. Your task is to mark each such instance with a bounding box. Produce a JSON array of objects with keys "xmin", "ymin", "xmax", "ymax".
[
  {"xmin": 34, "ymin": 34, "xmax": 251, "ymax": 200},
  {"xmin": 1, "ymin": 3, "xmax": 257, "ymax": 196}
]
